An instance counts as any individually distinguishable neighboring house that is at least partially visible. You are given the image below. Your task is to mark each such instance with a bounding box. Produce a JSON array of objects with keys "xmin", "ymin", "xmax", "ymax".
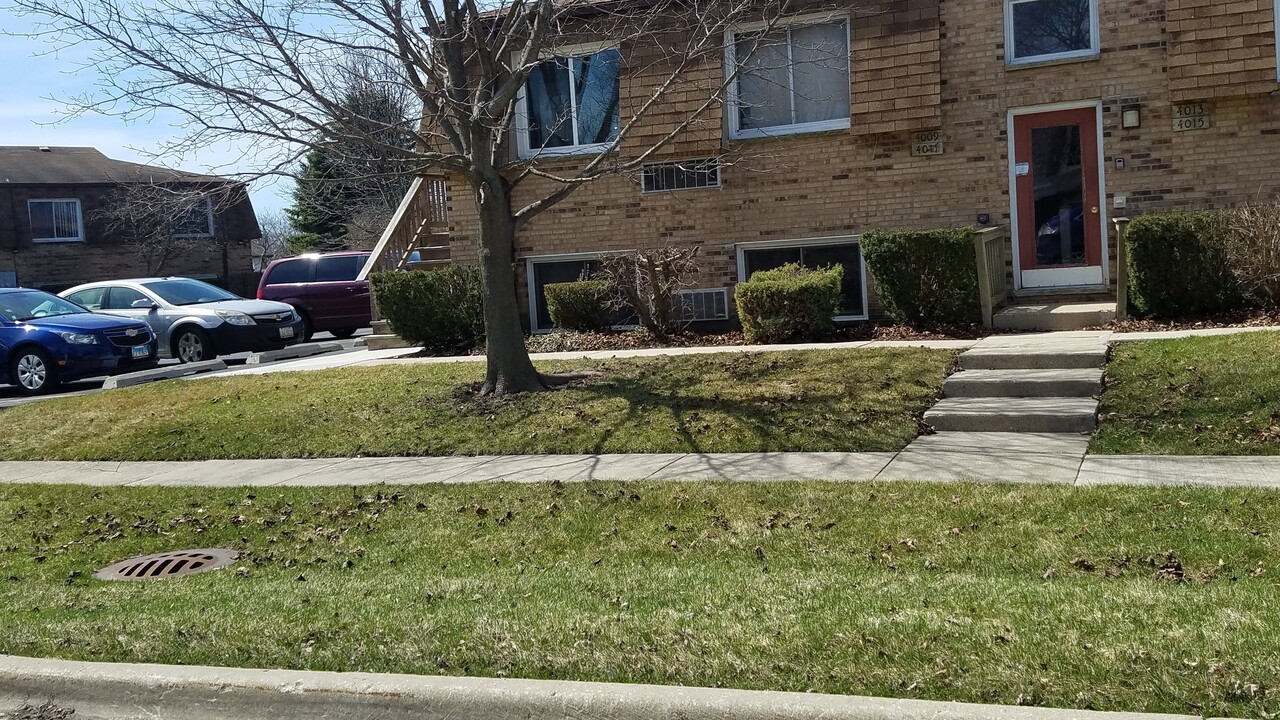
[
  {"xmin": 0, "ymin": 146, "xmax": 261, "ymax": 294},
  {"xmin": 389, "ymin": 0, "xmax": 1280, "ymax": 331}
]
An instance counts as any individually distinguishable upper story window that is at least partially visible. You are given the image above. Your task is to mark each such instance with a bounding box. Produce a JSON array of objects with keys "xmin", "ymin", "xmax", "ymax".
[
  {"xmin": 727, "ymin": 16, "xmax": 851, "ymax": 141},
  {"xmin": 28, "ymin": 199, "xmax": 84, "ymax": 243},
  {"xmin": 517, "ymin": 45, "xmax": 621, "ymax": 159},
  {"xmin": 1006, "ymin": 0, "xmax": 1100, "ymax": 65},
  {"xmin": 173, "ymin": 198, "xmax": 215, "ymax": 237}
]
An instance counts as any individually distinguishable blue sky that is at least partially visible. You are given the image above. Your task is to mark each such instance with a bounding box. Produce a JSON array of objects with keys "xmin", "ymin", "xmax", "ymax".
[{"xmin": 0, "ymin": 11, "xmax": 290, "ymax": 215}]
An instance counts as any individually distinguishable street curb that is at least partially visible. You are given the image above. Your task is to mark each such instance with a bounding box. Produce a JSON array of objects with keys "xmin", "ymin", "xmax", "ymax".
[
  {"xmin": 100, "ymin": 360, "xmax": 227, "ymax": 389},
  {"xmin": 0, "ymin": 655, "xmax": 1217, "ymax": 720},
  {"xmin": 245, "ymin": 342, "xmax": 346, "ymax": 365}
]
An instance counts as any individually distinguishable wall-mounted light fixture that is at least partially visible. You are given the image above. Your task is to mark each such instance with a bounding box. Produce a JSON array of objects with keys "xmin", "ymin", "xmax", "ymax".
[{"xmin": 1121, "ymin": 104, "xmax": 1142, "ymax": 129}]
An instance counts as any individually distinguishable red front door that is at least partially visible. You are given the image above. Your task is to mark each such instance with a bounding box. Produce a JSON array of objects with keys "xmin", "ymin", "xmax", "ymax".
[{"xmin": 1012, "ymin": 107, "xmax": 1104, "ymax": 288}]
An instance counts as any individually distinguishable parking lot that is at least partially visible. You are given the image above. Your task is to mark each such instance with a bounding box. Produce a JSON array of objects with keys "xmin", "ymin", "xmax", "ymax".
[{"xmin": 0, "ymin": 330, "xmax": 370, "ymax": 409}]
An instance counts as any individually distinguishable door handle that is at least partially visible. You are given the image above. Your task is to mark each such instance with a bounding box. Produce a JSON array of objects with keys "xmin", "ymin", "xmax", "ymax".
[{"xmin": 1090, "ymin": 207, "xmax": 1099, "ymax": 214}]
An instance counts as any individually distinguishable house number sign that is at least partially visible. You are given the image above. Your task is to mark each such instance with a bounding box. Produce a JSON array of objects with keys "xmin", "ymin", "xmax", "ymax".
[
  {"xmin": 1172, "ymin": 103, "xmax": 1211, "ymax": 131},
  {"xmin": 911, "ymin": 130, "xmax": 945, "ymax": 156}
]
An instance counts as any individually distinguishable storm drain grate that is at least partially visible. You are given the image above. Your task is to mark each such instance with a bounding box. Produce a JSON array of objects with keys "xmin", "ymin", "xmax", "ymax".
[{"xmin": 94, "ymin": 549, "xmax": 238, "ymax": 581}]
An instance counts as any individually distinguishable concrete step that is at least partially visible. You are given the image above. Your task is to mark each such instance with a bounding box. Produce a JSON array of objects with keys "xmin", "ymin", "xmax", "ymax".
[
  {"xmin": 363, "ymin": 334, "xmax": 413, "ymax": 350},
  {"xmin": 943, "ymin": 368, "xmax": 1104, "ymax": 398},
  {"xmin": 959, "ymin": 346, "xmax": 1108, "ymax": 370},
  {"xmin": 924, "ymin": 397, "xmax": 1099, "ymax": 433},
  {"xmin": 993, "ymin": 303, "xmax": 1116, "ymax": 332},
  {"xmin": 371, "ymin": 320, "xmax": 393, "ymax": 335}
]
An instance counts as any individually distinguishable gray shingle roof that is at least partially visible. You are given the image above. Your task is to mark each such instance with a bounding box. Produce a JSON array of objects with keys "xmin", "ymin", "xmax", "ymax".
[{"xmin": 0, "ymin": 146, "xmax": 228, "ymax": 185}]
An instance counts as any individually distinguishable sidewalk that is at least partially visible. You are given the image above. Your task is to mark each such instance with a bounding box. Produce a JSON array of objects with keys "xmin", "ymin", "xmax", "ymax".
[
  {"xmin": 4, "ymin": 442, "xmax": 1280, "ymax": 489},
  {"xmin": 0, "ymin": 654, "xmax": 1208, "ymax": 720},
  {"xmin": 201, "ymin": 325, "xmax": 1280, "ymax": 380}
]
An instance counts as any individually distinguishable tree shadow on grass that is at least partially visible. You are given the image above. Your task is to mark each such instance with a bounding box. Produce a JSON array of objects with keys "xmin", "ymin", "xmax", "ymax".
[{"xmin": 573, "ymin": 375, "xmax": 850, "ymax": 455}]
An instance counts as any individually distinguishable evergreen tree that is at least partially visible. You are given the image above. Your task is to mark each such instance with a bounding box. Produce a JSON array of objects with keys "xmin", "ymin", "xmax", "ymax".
[{"xmin": 285, "ymin": 149, "xmax": 350, "ymax": 253}]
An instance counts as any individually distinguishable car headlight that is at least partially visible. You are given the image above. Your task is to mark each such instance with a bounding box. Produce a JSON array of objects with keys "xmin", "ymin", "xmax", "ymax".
[
  {"xmin": 60, "ymin": 332, "xmax": 98, "ymax": 345},
  {"xmin": 215, "ymin": 310, "xmax": 255, "ymax": 326}
]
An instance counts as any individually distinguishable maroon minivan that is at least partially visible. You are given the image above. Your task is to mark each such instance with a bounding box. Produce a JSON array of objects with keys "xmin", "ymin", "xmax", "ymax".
[{"xmin": 257, "ymin": 251, "xmax": 372, "ymax": 341}]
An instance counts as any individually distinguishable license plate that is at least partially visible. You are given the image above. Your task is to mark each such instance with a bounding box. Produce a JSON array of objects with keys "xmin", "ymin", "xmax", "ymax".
[
  {"xmin": 131, "ymin": 345, "xmax": 149, "ymax": 359},
  {"xmin": 279, "ymin": 327, "xmax": 295, "ymax": 339}
]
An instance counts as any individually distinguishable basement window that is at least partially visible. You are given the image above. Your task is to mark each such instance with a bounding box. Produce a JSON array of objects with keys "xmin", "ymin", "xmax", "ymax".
[{"xmin": 641, "ymin": 159, "xmax": 721, "ymax": 193}]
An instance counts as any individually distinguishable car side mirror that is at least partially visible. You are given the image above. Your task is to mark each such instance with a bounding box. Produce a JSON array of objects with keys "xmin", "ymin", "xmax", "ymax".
[{"xmin": 131, "ymin": 298, "xmax": 158, "ymax": 309}]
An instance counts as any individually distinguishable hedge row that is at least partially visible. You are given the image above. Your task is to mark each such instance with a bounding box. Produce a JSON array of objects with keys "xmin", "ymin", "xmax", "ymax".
[{"xmin": 369, "ymin": 265, "xmax": 485, "ymax": 354}]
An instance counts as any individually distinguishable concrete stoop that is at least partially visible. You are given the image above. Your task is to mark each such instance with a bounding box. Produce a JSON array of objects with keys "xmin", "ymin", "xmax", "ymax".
[
  {"xmin": 923, "ymin": 333, "xmax": 1108, "ymax": 436},
  {"xmin": 360, "ymin": 319, "xmax": 412, "ymax": 350},
  {"xmin": 993, "ymin": 302, "xmax": 1116, "ymax": 332}
]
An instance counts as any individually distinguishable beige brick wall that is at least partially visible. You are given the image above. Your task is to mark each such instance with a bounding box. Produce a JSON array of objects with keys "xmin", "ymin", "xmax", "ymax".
[
  {"xmin": 443, "ymin": 0, "xmax": 1280, "ymax": 327},
  {"xmin": 1168, "ymin": 0, "xmax": 1278, "ymax": 101}
]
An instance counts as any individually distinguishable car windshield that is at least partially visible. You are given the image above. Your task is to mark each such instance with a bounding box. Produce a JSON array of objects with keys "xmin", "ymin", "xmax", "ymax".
[
  {"xmin": 0, "ymin": 290, "xmax": 89, "ymax": 322},
  {"xmin": 142, "ymin": 279, "xmax": 240, "ymax": 306}
]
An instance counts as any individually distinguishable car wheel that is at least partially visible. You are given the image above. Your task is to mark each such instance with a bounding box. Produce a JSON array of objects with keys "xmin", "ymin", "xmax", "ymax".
[
  {"xmin": 174, "ymin": 328, "xmax": 213, "ymax": 363},
  {"xmin": 329, "ymin": 327, "xmax": 357, "ymax": 339},
  {"xmin": 298, "ymin": 313, "xmax": 314, "ymax": 343},
  {"xmin": 11, "ymin": 348, "xmax": 59, "ymax": 396}
]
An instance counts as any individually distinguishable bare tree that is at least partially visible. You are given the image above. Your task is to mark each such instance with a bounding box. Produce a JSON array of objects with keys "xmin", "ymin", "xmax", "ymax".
[
  {"xmin": 7, "ymin": 0, "xmax": 840, "ymax": 394},
  {"xmin": 254, "ymin": 209, "xmax": 293, "ymax": 271},
  {"xmin": 93, "ymin": 182, "xmax": 238, "ymax": 275}
]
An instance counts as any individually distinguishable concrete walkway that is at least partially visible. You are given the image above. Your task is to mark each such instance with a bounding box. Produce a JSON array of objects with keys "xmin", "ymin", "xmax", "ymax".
[
  {"xmin": 4, "ymin": 446, "xmax": 1280, "ymax": 489},
  {"xmin": 0, "ymin": 654, "xmax": 1212, "ymax": 720},
  {"xmin": 196, "ymin": 325, "xmax": 1280, "ymax": 379}
]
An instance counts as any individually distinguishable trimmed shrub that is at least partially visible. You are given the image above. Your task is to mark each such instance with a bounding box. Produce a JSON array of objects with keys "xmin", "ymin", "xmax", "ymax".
[
  {"xmin": 860, "ymin": 227, "xmax": 980, "ymax": 325},
  {"xmin": 545, "ymin": 280, "xmax": 614, "ymax": 332},
  {"xmin": 1126, "ymin": 212, "xmax": 1247, "ymax": 317},
  {"xmin": 735, "ymin": 263, "xmax": 842, "ymax": 344},
  {"xmin": 370, "ymin": 265, "xmax": 485, "ymax": 354}
]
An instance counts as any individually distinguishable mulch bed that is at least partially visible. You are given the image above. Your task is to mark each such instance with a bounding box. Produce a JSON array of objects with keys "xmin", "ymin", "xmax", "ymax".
[{"xmin": 1094, "ymin": 309, "xmax": 1280, "ymax": 333}]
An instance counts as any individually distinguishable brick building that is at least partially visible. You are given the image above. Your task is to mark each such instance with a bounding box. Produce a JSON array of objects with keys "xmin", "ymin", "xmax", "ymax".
[
  {"xmin": 0, "ymin": 146, "xmax": 260, "ymax": 295},
  {"xmin": 405, "ymin": 0, "xmax": 1280, "ymax": 330}
]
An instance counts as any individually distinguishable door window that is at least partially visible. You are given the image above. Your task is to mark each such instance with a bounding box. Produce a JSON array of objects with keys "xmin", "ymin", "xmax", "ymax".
[
  {"xmin": 315, "ymin": 255, "xmax": 364, "ymax": 282},
  {"xmin": 104, "ymin": 287, "xmax": 150, "ymax": 310},
  {"xmin": 66, "ymin": 287, "xmax": 107, "ymax": 310},
  {"xmin": 1030, "ymin": 125, "xmax": 1086, "ymax": 267}
]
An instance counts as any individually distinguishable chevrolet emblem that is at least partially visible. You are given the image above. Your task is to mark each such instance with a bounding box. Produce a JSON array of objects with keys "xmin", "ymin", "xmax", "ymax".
[{"xmin": 126, "ymin": 329, "xmax": 138, "ymax": 337}]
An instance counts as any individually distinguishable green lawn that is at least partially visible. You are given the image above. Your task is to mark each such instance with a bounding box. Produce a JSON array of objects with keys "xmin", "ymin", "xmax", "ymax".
[
  {"xmin": 3, "ymin": 481, "xmax": 1280, "ymax": 717},
  {"xmin": 1093, "ymin": 332, "xmax": 1280, "ymax": 455},
  {"xmin": 0, "ymin": 349, "xmax": 950, "ymax": 461}
]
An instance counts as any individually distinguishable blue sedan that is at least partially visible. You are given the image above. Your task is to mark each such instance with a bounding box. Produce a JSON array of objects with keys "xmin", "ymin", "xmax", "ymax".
[{"xmin": 0, "ymin": 288, "xmax": 158, "ymax": 395}]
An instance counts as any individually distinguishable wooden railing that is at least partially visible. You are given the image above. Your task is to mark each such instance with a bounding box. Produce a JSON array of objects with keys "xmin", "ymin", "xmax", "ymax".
[
  {"xmin": 973, "ymin": 225, "xmax": 1010, "ymax": 327},
  {"xmin": 356, "ymin": 173, "xmax": 450, "ymax": 282},
  {"xmin": 1112, "ymin": 217, "xmax": 1131, "ymax": 321}
]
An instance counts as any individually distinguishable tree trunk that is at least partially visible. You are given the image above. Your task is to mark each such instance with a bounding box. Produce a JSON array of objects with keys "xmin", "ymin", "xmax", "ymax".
[{"xmin": 475, "ymin": 182, "xmax": 546, "ymax": 395}]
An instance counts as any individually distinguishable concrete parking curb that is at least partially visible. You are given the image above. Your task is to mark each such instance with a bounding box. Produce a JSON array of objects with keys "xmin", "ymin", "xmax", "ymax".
[
  {"xmin": 245, "ymin": 342, "xmax": 345, "ymax": 365},
  {"xmin": 0, "ymin": 655, "xmax": 1215, "ymax": 720},
  {"xmin": 100, "ymin": 360, "xmax": 227, "ymax": 389}
]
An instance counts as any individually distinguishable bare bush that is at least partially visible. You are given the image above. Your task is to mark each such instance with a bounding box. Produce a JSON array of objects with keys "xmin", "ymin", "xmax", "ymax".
[
  {"xmin": 1223, "ymin": 202, "xmax": 1280, "ymax": 305},
  {"xmin": 597, "ymin": 246, "xmax": 701, "ymax": 338}
]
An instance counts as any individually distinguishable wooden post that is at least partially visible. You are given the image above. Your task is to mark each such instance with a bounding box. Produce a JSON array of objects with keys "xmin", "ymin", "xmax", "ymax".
[
  {"xmin": 974, "ymin": 228, "xmax": 995, "ymax": 328},
  {"xmin": 1112, "ymin": 217, "xmax": 1131, "ymax": 322}
]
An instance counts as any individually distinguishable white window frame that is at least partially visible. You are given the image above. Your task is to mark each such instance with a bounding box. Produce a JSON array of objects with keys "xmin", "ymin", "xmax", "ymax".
[
  {"xmin": 1004, "ymin": 0, "xmax": 1101, "ymax": 67},
  {"xmin": 725, "ymin": 12, "xmax": 852, "ymax": 141},
  {"xmin": 172, "ymin": 197, "xmax": 216, "ymax": 238},
  {"xmin": 640, "ymin": 158, "xmax": 723, "ymax": 194},
  {"xmin": 524, "ymin": 250, "xmax": 634, "ymax": 333},
  {"xmin": 515, "ymin": 41, "xmax": 621, "ymax": 160},
  {"xmin": 27, "ymin": 199, "xmax": 85, "ymax": 243},
  {"xmin": 735, "ymin": 235, "xmax": 869, "ymax": 322},
  {"xmin": 676, "ymin": 287, "xmax": 730, "ymax": 322}
]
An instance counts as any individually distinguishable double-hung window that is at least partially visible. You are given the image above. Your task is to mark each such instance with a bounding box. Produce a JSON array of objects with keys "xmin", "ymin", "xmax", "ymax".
[
  {"xmin": 28, "ymin": 199, "xmax": 84, "ymax": 243},
  {"xmin": 517, "ymin": 45, "xmax": 621, "ymax": 158},
  {"xmin": 1005, "ymin": 0, "xmax": 1099, "ymax": 65},
  {"xmin": 173, "ymin": 198, "xmax": 215, "ymax": 237},
  {"xmin": 727, "ymin": 16, "xmax": 851, "ymax": 140}
]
